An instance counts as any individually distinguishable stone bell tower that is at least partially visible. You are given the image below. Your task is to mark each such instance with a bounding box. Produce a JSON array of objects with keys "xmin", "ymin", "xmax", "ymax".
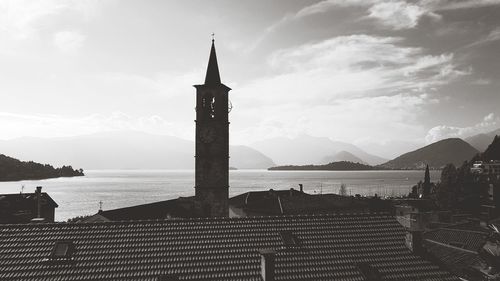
[{"xmin": 194, "ymin": 38, "xmax": 231, "ymax": 217}]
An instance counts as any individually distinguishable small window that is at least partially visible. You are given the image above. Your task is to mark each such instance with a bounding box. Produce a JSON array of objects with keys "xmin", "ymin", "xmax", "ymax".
[
  {"xmin": 51, "ymin": 241, "xmax": 75, "ymax": 259},
  {"xmin": 280, "ymin": 230, "xmax": 300, "ymax": 247}
]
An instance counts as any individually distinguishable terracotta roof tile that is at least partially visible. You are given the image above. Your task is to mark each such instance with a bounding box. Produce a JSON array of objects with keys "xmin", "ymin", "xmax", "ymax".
[{"xmin": 0, "ymin": 213, "xmax": 458, "ymax": 281}]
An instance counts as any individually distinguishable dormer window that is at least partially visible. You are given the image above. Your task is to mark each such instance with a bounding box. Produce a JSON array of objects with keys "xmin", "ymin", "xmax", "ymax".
[{"xmin": 51, "ymin": 241, "xmax": 75, "ymax": 260}]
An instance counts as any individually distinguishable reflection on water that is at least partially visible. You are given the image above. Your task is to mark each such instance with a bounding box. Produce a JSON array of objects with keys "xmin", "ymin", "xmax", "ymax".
[{"xmin": 0, "ymin": 169, "xmax": 440, "ymax": 221}]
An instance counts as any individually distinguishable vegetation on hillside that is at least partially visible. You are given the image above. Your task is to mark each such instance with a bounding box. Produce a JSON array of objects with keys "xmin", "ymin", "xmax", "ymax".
[
  {"xmin": 0, "ymin": 154, "xmax": 84, "ymax": 182},
  {"xmin": 414, "ymin": 135, "xmax": 500, "ymax": 214},
  {"xmin": 268, "ymin": 161, "xmax": 374, "ymax": 171},
  {"xmin": 379, "ymin": 138, "xmax": 479, "ymax": 170}
]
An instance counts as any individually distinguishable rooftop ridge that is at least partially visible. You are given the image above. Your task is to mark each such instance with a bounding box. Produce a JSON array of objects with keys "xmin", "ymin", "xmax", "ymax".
[
  {"xmin": 0, "ymin": 212, "xmax": 393, "ymax": 227},
  {"xmin": 424, "ymin": 238, "xmax": 479, "ymax": 254},
  {"xmin": 0, "ymin": 192, "xmax": 52, "ymax": 196}
]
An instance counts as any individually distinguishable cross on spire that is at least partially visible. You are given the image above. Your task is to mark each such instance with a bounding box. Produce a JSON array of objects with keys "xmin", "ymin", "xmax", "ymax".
[{"xmin": 211, "ymin": 33, "xmax": 215, "ymax": 42}]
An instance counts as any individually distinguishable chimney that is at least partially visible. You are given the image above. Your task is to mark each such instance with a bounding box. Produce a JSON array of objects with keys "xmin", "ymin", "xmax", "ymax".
[
  {"xmin": 259, "ymin": 249, "xmax": 276, "ymax": 281},
  {"xmin": 36, "ymin": 186, "xmax": 42, "ymax": 218},
  {"xmin": 299, "ymin": 184, "xmax": 303, "ymax": 193}
]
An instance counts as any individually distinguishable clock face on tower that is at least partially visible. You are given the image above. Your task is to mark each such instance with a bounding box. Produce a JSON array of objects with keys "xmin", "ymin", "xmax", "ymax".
[{"xmin": 200, "ymin": 127, "xmax": 216, "ymax": 143}]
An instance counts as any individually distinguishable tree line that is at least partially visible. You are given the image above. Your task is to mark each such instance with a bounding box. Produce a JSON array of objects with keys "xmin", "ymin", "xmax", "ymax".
[{"xmin": 0, "ymin": 154, "xmax": 84, "ymax": 182}]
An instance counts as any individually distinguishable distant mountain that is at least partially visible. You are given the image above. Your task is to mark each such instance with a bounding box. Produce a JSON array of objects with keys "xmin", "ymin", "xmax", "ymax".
[
  {"xmin": 0, "ymin": 131, "xmax": 275, "ymax": 169},
  {"xmin": 465, "ymin": 128, "xmax": 500, "ymax": 152},
  {"xmin": 0, "ymin": 154, "xmax": 83, "ymax": 181},
  {"xmin": 483, "ymin": 135, "xmax": 500, "ymax": 161},
  {"xmin": 250, "ymin": 135, "xmax": 386, "ymax": 166},
  {"xmin": 379, "ymin": 138, "xmax": 479, "ymax": 169},
  {"xmin": 321, "ymin": 151, "xmax": 366, "ymax": 164},
  {"xmin": 228, "ymin": 145, "xmax": 275, "ymax": 169}
]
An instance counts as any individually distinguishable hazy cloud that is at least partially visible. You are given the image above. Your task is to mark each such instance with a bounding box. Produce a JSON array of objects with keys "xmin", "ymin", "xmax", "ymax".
[
  {"xmin": 466, "ymin": 27, "xmax": 500, "ymax": 48},
  {"xmin": 267, "ymin": 0, "xmax": 435, "ymax": 32},
  {"xmin": 0, "ymin": 0, "xmax": 67, "ymax": 39},
  {"xmin": 267, "ymin": 0, "xmax": 500, "ymax": 33},
  {"xmin": 53, "ymin": 31, "xmax": 86, "ymax": 54},
  {"xmin": 471, "ymin": 78, "xmax": 492, "ymax": 85},
  {"xmin": 232, "ymin": 34, "xmax": 463, "ymax": 145},
  {"xmin": 0, "ymin": 111, "xmax": 190, "ymax": 140},
  {"xmin": 232, "ymin": 93, "xmax": 430, "ymax": 146},
  {"xmin": 0, "ymin": 0, "xmax": 105, "ymax": 40},
  {"xmin": 430, "ymin": 0, "xmax": 500, "ymax": 11},
  {"xmin": 261, "ymin": 34, "xmax": 466, "ymax": 101},
  {"xmin": 425, "ymin": 113, "xmax": 500, "ymax": 144}
]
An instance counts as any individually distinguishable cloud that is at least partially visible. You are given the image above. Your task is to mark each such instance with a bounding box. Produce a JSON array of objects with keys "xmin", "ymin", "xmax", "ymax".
[
  {"xmin": 53, "ymin": 30, "xmax": 86, "ymax": 54},
  {"xmin": 429, "ymin": 0, "xmax": 500, "ymax": 11},
  {"xmin": 231, "ymin": 34, "xmax": 466, "ymax": 145},
  {"xmin": 265, "ymin": 0, "xmax": 433, "ymax": 33},
  {"xmin": 471, "ymin": 78, "xmax": 491, "ymax": 85},
  {"xmin": 0, "ymin": 0, "xmax": 67, "ymax": 39},
  {"xmin": 425, "ymin": 113, "xmax": 500, "ymax": 144},
  {"xmin": 0, "ymin": 66, "xmax": 204, "ymax": 140},
  {"xmin": 465, "ymin": 27, "xmax": 500, "ymax": 48},
  {"xmin": 485, "ymin": 28, "xmax": 500, "ymax": 42},
  {"xmin": 232, "ymin": 93, "xmax": 430, "ymax": 146},
  {"xmin": 0, "ymin": 0, "xmax": 105, "ymax": 40},
  {"xmin": 0, "ymin": 111, "xmax": 191, "ymax": 140},
  {"xmin": 257, "ymin": 34, "xmax": 467, "ymax": 102},
  {"xmin": 367, "ymin": 1, "xmax": 428, "ymax": 30},
  {"xmin": 265, "ymin": 0, "xmax": 500, "ymax": 35}
]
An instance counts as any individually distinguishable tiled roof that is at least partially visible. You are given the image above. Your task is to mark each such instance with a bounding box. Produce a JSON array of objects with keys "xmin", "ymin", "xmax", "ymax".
[
  {"xmin": 443, "ymin": 221, "xmax": 488, "ymax": 233},
  {"xmin": 0, "ymin": 192, "xmax": 58, "ymax": 223},
  {"xmin": 423, "ymin": 239, "xmax": 483, "ymax": 277},
  {"xmin": 423, "ymin": 224, "xmax": 490, "ymax": 279},
  {"xmin": 425, "ymin": 228, "xmax": 487, "ymax": 252},
  {"xmin": 95, "ymin": 197, "xmax": 199, "ymax": 221},
  {"xmin": 0, "ymin": 213, "xmax": 459, "ymax": 281},
  {"xmin": 0, "ymin": 192, "xmax": 58, "ymax": 208},
  {"xmin": 230, "ymin": 190, "xmax": 372, "ymax": 216},
  {"xmin": 280, "ymin": 194, "xmax": 369, "ymax": 214}
]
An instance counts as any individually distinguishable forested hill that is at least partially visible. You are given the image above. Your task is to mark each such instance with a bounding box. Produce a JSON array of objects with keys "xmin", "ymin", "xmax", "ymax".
[
  {"xmin": 378, "ymin": 138, "xmax": 478, "ymax": 169},
  {"xmin": 268, "ymin": 161, "xmax": 374, "ymax": 171},
  {"xmin": 0, "ymin": 154, "xmax": 84, "ymax": 182}
]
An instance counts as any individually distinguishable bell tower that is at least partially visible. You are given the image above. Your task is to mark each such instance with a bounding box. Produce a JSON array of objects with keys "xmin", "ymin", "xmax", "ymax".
[{"xmin": 194, "ymin": 38, "xmax": 231, "ymax": 217}]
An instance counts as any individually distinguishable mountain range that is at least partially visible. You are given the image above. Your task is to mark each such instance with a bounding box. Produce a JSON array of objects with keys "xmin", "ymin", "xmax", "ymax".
[
  {"xmin": 465, "ymin": 128, "xmax": 500, "ymax": 152},
  {"xmin": 0, "ymin": 131, "xmax": 275, "ymax": 170},
  {"xmin": 250, "ymin": 135, "xmax": 387, "ymax": 166},
  {"xmin": 321, "ymin": 151, "xmax": 366, "ymax": 165},
  {"xmin": 1, "ymin": 128, "xmax": 498, "ymax": 171}
]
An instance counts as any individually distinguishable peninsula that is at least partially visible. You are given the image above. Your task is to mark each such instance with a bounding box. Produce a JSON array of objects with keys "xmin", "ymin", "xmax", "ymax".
[
  {"xmin": 0, "ymin": 154, "xmax": 84, "ymax": 182},
  {"xmin": 268, "ymin": 161, "xmax": 375, "ymax": 171}
]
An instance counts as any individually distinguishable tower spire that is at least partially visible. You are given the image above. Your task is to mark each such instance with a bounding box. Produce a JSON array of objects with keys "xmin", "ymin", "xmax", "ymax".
[{"xmin": 204, "ymin": 38, "xmax": 221, "ymax": 85}]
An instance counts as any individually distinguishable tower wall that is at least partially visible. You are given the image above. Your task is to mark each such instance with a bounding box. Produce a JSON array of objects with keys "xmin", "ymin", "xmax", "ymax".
[{"xmin": 194, "ymin": 79, "xmax": 230, "ymax": 217}]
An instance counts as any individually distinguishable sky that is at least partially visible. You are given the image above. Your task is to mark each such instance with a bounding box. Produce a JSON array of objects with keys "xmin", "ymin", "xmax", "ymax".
[{"xmin": 0, "ymin": 0, "xmax": 499, "ymax": 158}]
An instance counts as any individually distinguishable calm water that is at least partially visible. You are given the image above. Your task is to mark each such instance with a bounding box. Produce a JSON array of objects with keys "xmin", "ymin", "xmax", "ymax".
[{"xmin": 0, "ymin": 169, "xmax": 440, "ymax": 221}]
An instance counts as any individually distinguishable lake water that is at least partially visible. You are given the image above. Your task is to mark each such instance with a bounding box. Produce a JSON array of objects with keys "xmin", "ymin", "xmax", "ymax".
[{"xmin": 0, "ymin": 169, "xmax": 440, "ymax": 221}]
